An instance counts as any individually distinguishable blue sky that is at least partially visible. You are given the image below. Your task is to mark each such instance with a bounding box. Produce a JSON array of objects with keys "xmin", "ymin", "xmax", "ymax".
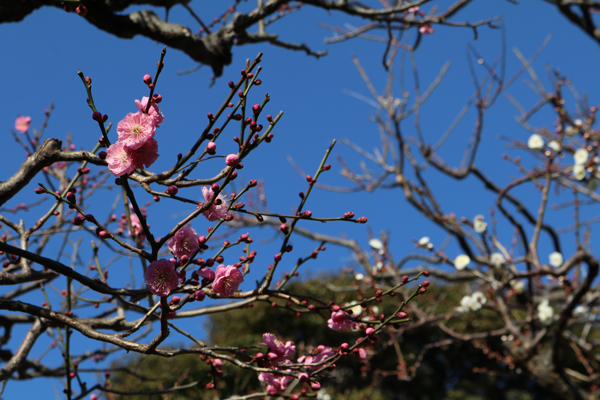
[{"xmin": 1, "ymin": 1, "xmax": 599, "ymax": 398}]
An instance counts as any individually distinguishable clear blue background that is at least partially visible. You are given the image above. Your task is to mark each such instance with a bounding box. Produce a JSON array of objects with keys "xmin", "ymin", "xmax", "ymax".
[{"xmin": 1, "ymin": 1, "xmax": 598, "ymax": 398}]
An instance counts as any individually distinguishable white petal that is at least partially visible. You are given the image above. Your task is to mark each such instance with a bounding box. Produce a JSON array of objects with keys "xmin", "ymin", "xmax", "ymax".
[{"xmin": 369, "ymin": 238, "xmax": 383, "ymax": 250}]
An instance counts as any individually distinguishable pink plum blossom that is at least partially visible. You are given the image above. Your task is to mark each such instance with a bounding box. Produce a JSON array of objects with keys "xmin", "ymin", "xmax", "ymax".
[
  {"xmin": 106, "ymin": 141, "xmax": 134, "ymax": 176},
  {"xmin": 258, "ymin": 372, "xmax": 293, "ymax": 395},
  {"xmin": 262, "ymin": 333, "xmax": 296, "ymax": 364},
  {"xmin": 419, "ymin": 23, "xmax": 434, "ymax": 34},
  {"xmin": 116, "ymin": 111, "xmax": 156, "ymax": 150},
  {"xmin": 122, "ymin": 212, "xmax": 143, "ymax": 237},
  {"xmin": 212, "ymin": 264, "xmax": 244, "ymax": 297},
  {"xmin": 128, "ymin": 138, "xmax": 159, "ymax": 169},
  {"xmin": 15, "ymin": 116, "xmax": 31, "ymax": 133},
  {"xmin": 197, "ymin": 268, "xmax": 215, "ymax": 280},
  {"xmin": 144, "ymin": 259, "xmax": 179, "ymax": 297},
  {"xmin": 135, "ymin": 97, "xmax": 164, "ymax": 127},
  {"xmin": 167, "ymin": 224, "xmax": 199, "ymax": 259},
  {"xmin": 201, "ymin": 186, "xmax": 228, "ymax": 221},
  {"xmin": 298, "ymin": 345, "xmax": 335, "ymax": 369},
  {"xmin": 327, "ymin": 310, "xmax": 358, "ymax": 331}
]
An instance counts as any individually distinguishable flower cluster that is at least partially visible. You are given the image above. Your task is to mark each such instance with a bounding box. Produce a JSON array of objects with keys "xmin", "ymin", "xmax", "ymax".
[
  {"xmin": 537, "ymin": 299, "xmax": 554, "ymax": 325},
  {"xmin": 106, "ymin": 97, "xmax": 163, "ymax": 176},
  {"xmin": 327, "ymin": 309, "xmax": 359, "ymax": 331},
  {"xmin": 262, "ymin": 333, "xmax": 296, "ymax": 365},
  {"xmin": 298, "ymin": 345, "xmax": 335, "ymax": 369},
  {"xmin": 456, "ymin": 291, "xmax": 487, "ymax": 313}
]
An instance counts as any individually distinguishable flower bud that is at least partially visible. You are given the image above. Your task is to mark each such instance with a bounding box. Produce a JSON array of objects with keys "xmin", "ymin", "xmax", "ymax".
[
  {"xmin": 165, "ymin": 185, "xmax": 178, "ymax": 196},
  {"xmin": 225, "ymin": 154, "xmax": 240, "ymax": 167},
  {"xmin": 205, "ymin": 141, "xmax": 217, "ymax": 155}
]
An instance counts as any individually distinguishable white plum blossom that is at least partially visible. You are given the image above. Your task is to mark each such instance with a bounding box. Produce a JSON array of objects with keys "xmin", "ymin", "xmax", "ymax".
[
  {"xmin": 457, "ymin": 291, "xmax": 487, "ymax": 313},
  {"xmin": 574, "ymin": 148, "xmax": 589, "ymax": 165},
  {"xmin": 565, "ymin": 126, "xmax": 576, "ymax": 135},
  {"xmin": 511, "ymin": 280, "xmax": 525, "ymax": 294},
  {"xmin": 490, "ymin": 252, "xmax": 505, "ymax": 267},
  {"xmin": 527, "ymin": 134, "xmax": 544, "ymax": 150},
  {"xmin": 418, "ymin": 236, "xmax": 430, "ymax": 247},
  {"xmin": 354, "ymin": 273, "xmax": 364, "ymax": 281},
  {"xmin": 574, "ymin": 118, "xmax": 583, "ymax": 127},
  {"xmin": 473, "ymin": 215, "xmax": 487, "ymax": 233},
  {"xmin": 548, "ymin": 141, "xmax": 561, "ymax": 152},
  {"xmin": 368, "ymin": 238, "xmax": 383, "ymax": 250},
  {"xmin": 549, "ymin": 252, "xmax": 563, "ymax": 268},
  {"xmin": 537, "ymin": 299, "xmax": 554, "ymax": 325},
  {"xmin": 573, "ymin": 305, "xmax": 589, "ymax": 316},
  {"xmin": 454, "ymin": 254, "xmax": 471, "ymax": 270},
  {"xmin": 344, "ymin": 301, "xmax": 363, "ymax": 317},
  {"xmin": 573, "ymin": 164, "xmax": 586, "ymax": 180}
]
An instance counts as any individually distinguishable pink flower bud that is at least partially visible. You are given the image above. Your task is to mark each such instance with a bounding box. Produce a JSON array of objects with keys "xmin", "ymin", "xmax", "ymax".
[
  {"xmin": 365, "ymin": 327, "xmax": 375, "ymax": 336},
  {"xmin": 298, "ymin": 373, "xmax": 309, "ymax": 382},
  {"xmin": 169, "ymin": 296, "xmax": 180, "ymax": 306},
  {"xmin": 165, "ymin": 185, "xmax": 178, "ymax": 196},
  {"xmin": 226, "ymin": 154, "xmax": 240, "ymax": 167},
  {"xmin": 92, "ymin": 111, "xmax": 102, "ymax": 121},
  {"xmin": 252, "ymin": 104, "xmax": 261, "ymax": 115},
  {"xmin": 194, "ymin": 290, "xmax": 206, "ymax": 301},
  {"xmin": 206, "ymin": 142, "xmax": 216, "ymax": 155},
  {"xmin": 310, "ymin": 381, "xmax": 321, "ymax": 391},
  {"xmin": 143, "ymin": 74, "xmax": 152, "ymax": 84},
  {"xmin": 34, "ymin": 188, "xmax": 46, "ymax": 194},
  {"xmin": 396, "ymin": 311, "xmax": 407, "ymax": 319},
  {"xmin": 76, "ymin": 5, "xmax": 87, "ymax": 16}
]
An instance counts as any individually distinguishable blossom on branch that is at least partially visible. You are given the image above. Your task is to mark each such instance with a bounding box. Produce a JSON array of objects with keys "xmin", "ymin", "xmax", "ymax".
[
  {"xmin": 144, "ymin": 259, "xmax": 179, "ymax": 297},
  {"xmin": 135, "ymin": 96, "xmax": 164, "ymax": 127},
  {"xmin": 490, "ymin": 252, "xmax": 505, "ymax": 267},
  {"xmin": 527, "ymin": 134, "xmax": 544, "ymax": 150},
  {"xmin": 327, "ymin": 310, "xmax": 358, "ymax": 331},
  {"xmin": 212, "ymin": 264, "xmax": 244, "ymax": 297},
  {"xmin": 128, "ymin": 138, "xmax": 159, "ymax": 169},
  {"xmin": 549, "ymin": 251, "xmax": 563, "ymax": 268},
  {"xmin": 454, "ymin": 254, "xmax": 470, "ymax": 270},
  {"xmin": 116, "ymin": 111, "xmax": 156, "ymax": 150},
  {"xmin": 298, "ymin": 345, "xmax": 336, "ymax": 369},
  {"xmin": 106, "ymin": 141, "xmax": 134, "ymax": 176},
  {"xmin": 456, "ymin": 291, "xmax": 486, "ymax": 313},
  {"xmin": 473, "ymin": 215, "xmax": 487, "ymax": 233},
  {"xmin": 262, "ymin": 333, "xmax": 296, "ymax": 364},
  {"xmin": 201, "ymin": 186, "xmax": 228, "ymax": 221},
  {"xmin": 167, "ymin": 224, "xmax": 199, "ymax": 259},
  {"xmin": 537, "ymin": 299, "xmax": 554, "ymax": 325},
  {"xmin": 14, "ymin": 116, "xmax": 31, "ymax": 133},
  {"xmin": 258, "ymin": 372, "xmax": 293, "ymax": 395},
  {"xmin": 574, "ymin": 148, "xmax": 589, "ymax": 165}
]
